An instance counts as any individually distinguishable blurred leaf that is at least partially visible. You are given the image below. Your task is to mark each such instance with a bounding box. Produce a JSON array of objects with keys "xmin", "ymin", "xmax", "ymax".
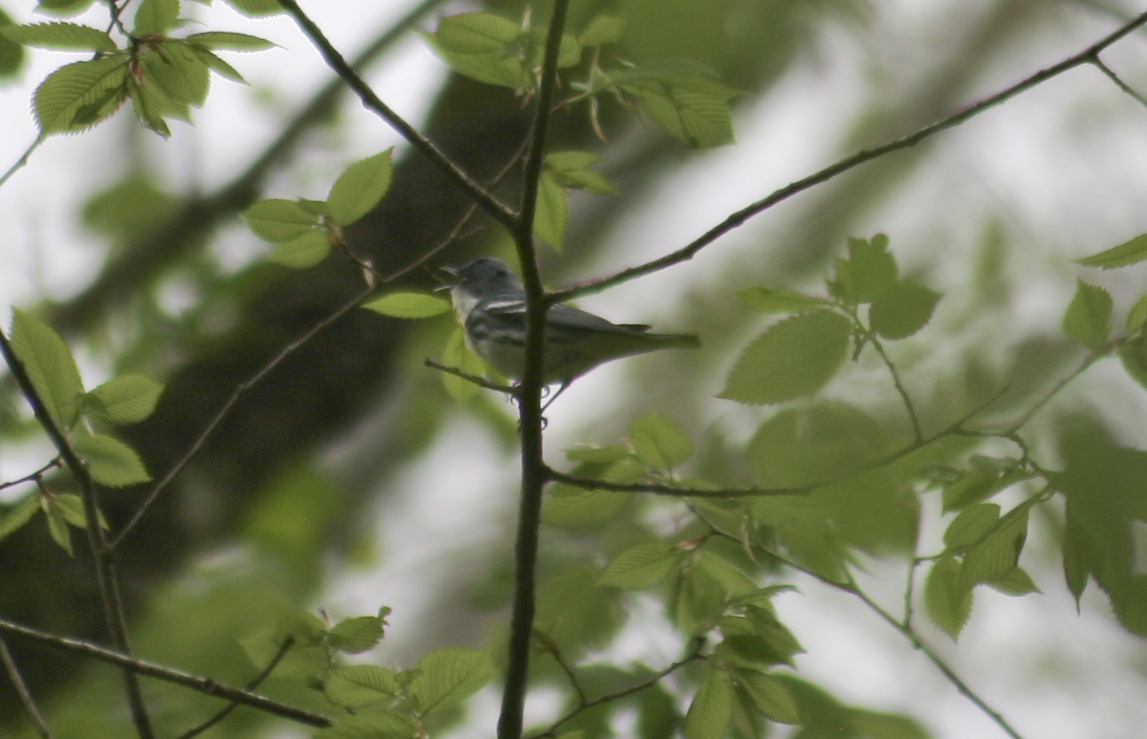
[
  {"xmin": 738, "ymin": 286, "xmax": 828, "ymax": 314},
  {"xmin": 598, "ymin": 543, "xmax": 682, "ymax": 588},
  {"xmin": 542, "ymin": 481, "xmax": 631, "ymax": 528},
  {"xmin": 10, "ymin": 308, "xmax": 85, "ymax": 429},
  {"xmin": 268, "ymin": 230, "xmax": 331, "ymax": 268},
  {"xmin": 133, "ymin": 0, "xmax": 179, "ymax": 36},
  {"xmin": 363, "ymin": 292, "xmax": 451, "ymax": 319},
  {"xmin": 0, "ymin": 495, "xmax": 41, "ymax": 543},
  {"xmin": 618, "ymin": 68, "xmax": 737, "ymax": 147},
  {"xmin": 943, "ymin": 503, "xmax": 1000, "ymax": 553},
  {"xmin": 959, "ymin": 500, "xmax": 1031, "ymax": 588},
  {"xmin": 747, "ymin": 402, "xmax": 889, "ymax": 487},
  {"xmin": 629, "ymin": 413, "xmax": 693, "ymax": 470},
  {"xmin": 535, "ymin": 174, "xmax": 568, "ymax": 250},
  {"xmin": 719, "ymin": 310, "xmax": 851, "ymax": 405},
  {"xmin": 223, "ymin": 0, "xmax": 284, "ymax": 17},
  {"xmin": 1062, "ymin": 279, "xmax": 1112, "ymax": 351},
  {"xmin": 317, "ymin": 713, "xmax": 415, "ymax": 739},
  {"xmin": 925, "ymin": 556, "xmax": 972, "ymax": 639},
  {"xmin": 243, "ymin": 198, "xmax": 321, "ymax": 242},
  {"xmin": 0, "ymin": 10, "xmax": 25, "ymax": 77},
  {"xmin": 1075, "ymin": 233, "xmax": 1147, "ymax": 269},
  {"xmin": 328, "ymin": 150, "xmax": 394, "ymax": 227},
  {"xmin": 579, "ymin": 14, "xmax": 624, "ymax": 46},
  {"xmin": 683, "ymin": 666, "xmax": 733, "ymax": 739},
  {"xmin": 870, "ymin": 280, "xmax": 941, "ymax": 339},
  {"xmin": 734, "ymin": 669, "xmax": 799, "ymax": 724},
  {"xmin": 185, "ymin": 31, "xmax": 276, "ymax": 51}
]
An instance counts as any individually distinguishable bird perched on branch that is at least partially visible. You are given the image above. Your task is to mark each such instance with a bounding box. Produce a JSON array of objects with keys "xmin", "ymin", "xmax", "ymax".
[{"xmin": 444, "ymin": 257, "xmax": 700, "ymax": 408}]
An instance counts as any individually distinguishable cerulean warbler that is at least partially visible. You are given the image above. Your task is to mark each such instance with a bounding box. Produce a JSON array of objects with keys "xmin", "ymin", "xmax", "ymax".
[{"xmin": 447, "ymin": 257, "xmax": 700, "ymax": 404}]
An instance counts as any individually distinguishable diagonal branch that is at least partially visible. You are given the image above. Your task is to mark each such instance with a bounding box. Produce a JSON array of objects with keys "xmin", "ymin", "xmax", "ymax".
[
  {"xmin": 552, "ymin": 9, "xmax": 1147, "ymax": 302},
  {"xmin": 277, "ymin": 0, "xmax": 517, "ymax": 229}
]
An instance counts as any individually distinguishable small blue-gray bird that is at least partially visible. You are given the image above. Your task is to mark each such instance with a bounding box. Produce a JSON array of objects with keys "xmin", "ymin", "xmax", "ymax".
[{"xmin": 445, "ymin": 257, "xmax": 700, "ymax": 405}]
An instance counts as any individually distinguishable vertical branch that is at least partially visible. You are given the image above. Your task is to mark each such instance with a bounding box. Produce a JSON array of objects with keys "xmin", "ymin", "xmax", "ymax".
[
  {"xmin": 0, "ymin": 330, "xmax": 154, "ymax": 738},
  {"xmin": 498, "ymin": 2, "xmax": 572, "ymax": 738}
]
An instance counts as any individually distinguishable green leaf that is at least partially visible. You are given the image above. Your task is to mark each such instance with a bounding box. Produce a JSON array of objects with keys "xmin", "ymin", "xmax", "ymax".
[
  {"xmin": 223, "ymin": 0, "xmax": 284, "ymax": 16},
  {"xmin": 943, "ymin": 503, "xmax": 1000, "ymax": 553},
  {"xmin": 408, "ymin": 647, "xmax": 495, "ymax": 714},
  {"xmin": 738, "ymin": 286, "xmax": 828, "ymax": 314},
  {"xmin": 1075, "ymin": 233, "xmax": 1147, "ymax": 269},
  {"xmin": 1126, "ymin": 293, "xmax": 1147, "ymax": 332},
  {"xmin": 959, "ymin": 501, "xmax": 1031, "ymax": 588},
  {"xmin": 683, "ymin": 667, "xmax": 733, "ymax": 739},
  {"xmin": 328, "ymin": 150, "xmax": 394, "ymax": 227},
  {"xmin": 268, "ymin": 230, "xmax": 331, "ymax": 268},
  {"xmin": 623, "ymin": 71, "xmax": 737, "ymax": 148},
  {"xmin": 1062, "ymin": 279, "xmax": 1112, "ymax": 351},
  {"xmin": 10, "ymin": 309, "xmax": 85, "ymax": 429},
  {"xmin": 126, "ymin": 74, "xmax": 173, "ymax": 136},
  {"xmin": 316, "ymin": 713, "xmax": 415, "ymax": 739},
  {"xmin": 1120, "ymin": 334, "xmax": 1147, "ymax": 392},
  {"xmin": 543, "ymin": 151, "xmax": 616, "ymax": 194},
  {"xmin": 840, "ymin": 234, "xmax": 896, "ymax": 303},
  {"xmin": 188, "ymin": 46, "xmax": 245, "ymax": 83},
  {"xmin": 941, "ymin": 458, "xmax": 1026, "ymax": 512},
  {"xmin": 46, "ymin": 493, "xmax": 98, "ymax": 529},
  {"xmin": 924, "ymin": 556, "xmax": 972, "ymax": 639},
  {"xmin": 542, "ymin": 482, "xmax": 631, "ymax": 528},
  {"xmin": 0, "ymin": 22, "xmax": 116, "ymax": 51},
  {"xmin": 870, "ymin": 280, "xmax": 941, "ymax": 339},
  {"xmin": 46, "ymin": 504, "xmax": 73, "ymax": 555},
  {"xmin": 34, "ymin": 56, "xmax": 130, "ymax": 133},
  {"xmin": 747, "ymin": 403, "xmax": 889, "ymax": 487},
  {"xmin": 274, "ymin": 611, "xmax": 327, "ymax": 647},
  {"xmin": 72, "ymin": 433, "xmax": 151, "ymax": 487},
  {"xmin": 720, "ymin": 310, "xmax": 851, "ymax": 405},
  {"xmin": 579, "ymin": 15, "xmax": 624, "ymax": 46},
  {"xmin": 440, "ymin": 329, "xmax": 486, "ymax": 402},
  {"xmin": 598, "ymin": 543, "xmax": 682, "ymax": 588},
  {"xmin": 88, "ymin": 374, "xmax": 164, "ymax": 424},
  {"xmin": 534, "ymin": 174, "xmax": 568, "ymax": 250},
  {"xmin": 243, "ymin": 198, "xmax": 321, "ymax": 242},
  {"xmin": 425, "ymin": 13, "xmax": 528, "ymax": 89},
  {"xmin": 36, "ymin": 0, "xmax": 96, "ymax": 14},
  {"xmin": 329, "ymin": 615, "xmax": 385, "ymax": 654},
  {"xmin": 735, "ymin": 669, "xmax": 800, "ymax": 724},
  {"xmin": 629, "ymin": 413, "xmax": 693, "ymax": 470},
  {"xmin": 363, "ymin": 292, "xmax": 451, "ymax": 319},
  {"xmin": 0, "ymin": 11, "xmax": 26, "ymax": 78},
  {"xmin": 0, "ymin": 495, "xmax": 42, "ymax": 543},
  {"xmin": 141, "ymin": 40, "xmax": 211, "ymax": 112},
  {"xmin": 324, "ymin": 664, "xmax": 399, "ymax": 709},
  {"xmin": 133, "ymin": 0, "xmax": 180, "ymax": 36},
  {"xmin": 987, "ymin": 565, "xmax": 1040, "ymax": 596},
  {"xmin": 185, "ymin": 31, "xmax": 275, "ymax": 51}
]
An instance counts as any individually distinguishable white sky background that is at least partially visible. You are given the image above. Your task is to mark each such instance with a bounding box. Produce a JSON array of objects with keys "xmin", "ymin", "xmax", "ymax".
[{"xmin": 4, "ymin": 1, "xmax": 1147, "ymax": 738}]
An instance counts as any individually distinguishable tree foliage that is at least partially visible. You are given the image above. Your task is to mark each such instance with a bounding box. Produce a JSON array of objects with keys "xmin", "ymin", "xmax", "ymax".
[{"xmin": 2, "ymin": 1, "xmax": 1147, "ymax": 738}]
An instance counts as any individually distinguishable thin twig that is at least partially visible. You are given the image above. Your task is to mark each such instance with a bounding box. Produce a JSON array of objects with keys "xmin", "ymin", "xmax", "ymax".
[
  {"xmin": 0, "ymin": 617, "xmax": 329, "ymax": 728},
  {"xmin": 546, "ymin": 468, "xmax": 807, "ymax": 498},
  {"xmin": 424, "ymin": 358, "xmax": 517, "ymax": 395},
  {"xmin": 0, "ymin": 634, "xmax": 53, "ymax": 738},
  {"xmin": 551, "ymin": 9, "xmax": 1147, "ymax": 303},
  {"xmin": 175, "ymin": 637, "xmax": 297, "ymax": 738},
  {"xmin": 277, "ymin": 0, "xmax": 517, "ymax": 230},
  {"xmin": 1090, "ymin": 57, "xmax": 1147, "ymax": 108},
  {"xmin": 867, "ymin": 331, "xmax": 924, "ymax": 443},
  {"xmin": 0, "ymin": 328, "xmax": 154, "ymax": 737}
]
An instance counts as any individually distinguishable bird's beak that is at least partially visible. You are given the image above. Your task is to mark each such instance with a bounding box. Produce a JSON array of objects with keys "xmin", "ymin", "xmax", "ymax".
[{"xmin": 432, "ymin": 264, "xmax": 459, "ymax": 290}]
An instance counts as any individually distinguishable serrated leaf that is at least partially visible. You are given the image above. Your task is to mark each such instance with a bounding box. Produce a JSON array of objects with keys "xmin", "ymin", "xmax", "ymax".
[
  {"xmin": 324, "ymin": 665, "xmax": 399, "ymax": 709},
  {"xmin": 683, "ymin": 667, "xmax": 733, "ymax": 739},
  {"xmin": 629, "ymin": 413, "xmax": 692, "ymax": 470},
  {"xmin": 328, "ymin": 150, "xmax": 393, "ymax": 227},
  {"xmin": 960, "ymin": 503, "xmax": 1030, "ymax": 588},
  {"xmin": 738, "ymin": 286, "xmax": 828, "ymax": 314},
  {"xmin": 543, "ymin": 151, "xmax": 616, "ymax": 194},
  {"xmin": 943, "ymin": 503, "xmax": 1000, "ymax": 553},
  {"xmin": 870, "ymin": 280, "xmax": 941, "ymax": 339},
  {"xmin": 89, "ymin": 374, "xmax": 164, "ymax": 424},
  {"xmin": 185, "ymin": 31, "xmax": 275, "ymax": 50},
  {"xmin": 1062, "ymin": 279, "xmax": 1112, "ymax": 351},
  {"xmin": 329, "ymin": 615, "xmax": 384, "ymax": 654},
  {"xmin": 534, "ymin": 174, "xmax": 567, "ymax": 250},
  {"xmin": 408, "ymin": 647, "xmax": 494, "ymax": 714},
  {"xmin": 140, "ymin": 40, "xmax": 211, "ymax": 110},
  {"xmin": 34, "ymin": 56, "xmax": 130, "ymax": 133},
  {"xmin": 188, "ymin": 46, "xmax": 245, "ymax": 83},
  {"xmin": 0, "ymin": 22, "xmax": 116, "ymax": 51},
  {"xmin": 425, "ymin": 13, "xmax": 527, "ymax": 89},
  {"xmin": 316, "ymin": 714, "xmax": 415, "ymax": 739},
  {"xmin": 626, "ymin": 76, "xmax": 736, "ymax": 148},
  {"xmin": 268, "ymin": 230, "xmax": 331, "ymax": 268},
  {"xmin": 223, "ymin": 0, "xmax": 284, "ymax": 16},
  {"xmin": 0, "ymin": 495, "xmax": 41, "ymax": 543},
  {"xmin": 133, "ymin": 0, "xmax": 180, "ymax": 35},
  {"xmin": 1126, "ymin": 293, "xmax": 1147, "ymax": 332},
  {"xmin": 72, "ymin": 433, "xmax": 151, "ymax": 487},
  {"xmin": 243, "ymin": 198, "xmax": 321, "ymax": 242},
  {"xmin": 719, "ymin": 309, "xmax": 851, "ymax": 405},
  {"xmin": 924, "ymin": 556, "xmax": 972, "ymax": 639},
  {"xmin": 1120, "ymin": 335, "xmax": 1147, "ymax": 392},
  {"xmin": 1075, "ymin": 233, "xmax": 1147, "ymax": 269},
  {"xmin": 598, "ymin": 543, "xmax": 681, "ymax": 588},
  {"xmin": 844, "ymin": 234, "xmax": 897, "ymax": 303},
  {"xmin": 36, "ymin": 0, "xmax": 96, "ymax": 14},
  {"xmin": 987, "ymin": 566, "xmax": 1040, "ymax": 596},
  {"xmin": 363, "ymin": 292, "xmax": 451, "ymax": 319},
  {"xmin": 10, "ymin": 309, "xmax": 85, "ymax": 429}
]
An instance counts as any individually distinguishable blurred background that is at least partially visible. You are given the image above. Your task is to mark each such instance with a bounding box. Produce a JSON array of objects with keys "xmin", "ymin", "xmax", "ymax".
[{"xmin": 2, "ymin": 0, "xmax": 1147, "ymax": 737}]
